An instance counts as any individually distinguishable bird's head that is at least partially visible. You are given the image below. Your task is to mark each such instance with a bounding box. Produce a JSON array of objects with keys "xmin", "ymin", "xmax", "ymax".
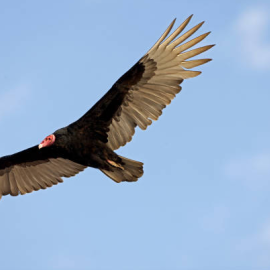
[{"xmin": 38, "ymin": 134, "xmax": 56, "ymax": 149}]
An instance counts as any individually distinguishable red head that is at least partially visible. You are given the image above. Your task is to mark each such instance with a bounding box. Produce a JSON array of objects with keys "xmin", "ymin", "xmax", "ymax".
[{"xmin": 38, "ymin": 134, "xmax": 56, "ymax": 149}]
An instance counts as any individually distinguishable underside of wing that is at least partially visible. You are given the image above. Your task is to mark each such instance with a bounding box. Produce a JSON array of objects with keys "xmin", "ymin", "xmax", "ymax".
[
  {"xmin": 105, "ymin": 15, "xmax": 214, "ymax": 150},
  {"xmin": 0, "ymin": 147, "xmax": 86, "ymax": 199}
]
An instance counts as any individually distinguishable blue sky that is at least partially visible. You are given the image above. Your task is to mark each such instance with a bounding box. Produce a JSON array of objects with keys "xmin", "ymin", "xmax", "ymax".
[{"xmin": 0, "ymin": 0, "xmax": 270, "ymax": 269}]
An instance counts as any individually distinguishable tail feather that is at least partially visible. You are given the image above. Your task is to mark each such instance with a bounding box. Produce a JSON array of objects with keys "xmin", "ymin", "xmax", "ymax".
[{"xmin": 101, "ymin": 155, "xmax": 143, "ymax": 183}]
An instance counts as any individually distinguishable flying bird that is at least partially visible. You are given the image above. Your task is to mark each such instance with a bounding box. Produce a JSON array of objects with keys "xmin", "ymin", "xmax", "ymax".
[{"xmin": 0, "ymin": 15, "xmax": 214, "ymax": 199}]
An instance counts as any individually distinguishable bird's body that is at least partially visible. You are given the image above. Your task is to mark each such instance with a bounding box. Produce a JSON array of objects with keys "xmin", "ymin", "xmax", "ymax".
[{"xmin": 0, "ymin": 16, "xmax": 214, "ymax": 199}]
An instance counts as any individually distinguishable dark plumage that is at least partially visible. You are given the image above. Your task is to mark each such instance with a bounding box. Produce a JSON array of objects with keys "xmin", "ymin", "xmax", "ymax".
[{"xmin": 0, "ymin": 16, "xmax": 214, "ymax": 199}]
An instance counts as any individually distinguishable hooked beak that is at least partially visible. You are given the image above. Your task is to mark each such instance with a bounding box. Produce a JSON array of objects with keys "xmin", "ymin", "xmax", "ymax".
[{"xmin": 38, "ymin": 140, "xmax": 45, "ymax": 149}]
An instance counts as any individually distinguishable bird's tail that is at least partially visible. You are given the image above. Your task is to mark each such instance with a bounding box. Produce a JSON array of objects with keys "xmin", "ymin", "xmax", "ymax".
[{"xmin": 101, "ymin": 155, "xmax": 144, "ymax": 183}]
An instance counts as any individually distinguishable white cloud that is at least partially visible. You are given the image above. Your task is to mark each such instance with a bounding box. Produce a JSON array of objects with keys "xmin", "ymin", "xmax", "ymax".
[
  {"xmin": 260, "ymin": 221, "xmax": 270, "ymax": 245},
  {"xmin": 51, "ymin": 255, "xmax": 76, "ymax": 269},
  {"xmin": 236, "ymin": 220, "xmax": 270, "ymax": 268},
  {"xmin": 225, "ymin": 153, "xmax": 270, "ymax": 185},
  {"xmin": 0, "ymin": 84, "xmax": 31, "ymax": 120},
  {"xmin": 236, "ymin": 6, "xmax": 270, "ymax": 70},
  {"xmin": 200, "ymin": 205, "xmax": 230, "ymax": 233},
  {"xmin": 50, "ymin": 253, "xmax": 93, "ymax": 270}
]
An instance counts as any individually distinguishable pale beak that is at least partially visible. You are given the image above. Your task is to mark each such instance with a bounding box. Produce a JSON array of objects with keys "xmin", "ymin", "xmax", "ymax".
[{"xmin": 38, "ymin": 144, "xmax": 43, "ymax": 149}]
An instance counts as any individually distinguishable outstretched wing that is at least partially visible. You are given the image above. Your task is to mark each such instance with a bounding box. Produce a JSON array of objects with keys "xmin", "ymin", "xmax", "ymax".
[
  {"xmin": 72, "ymin": 15, "xmax": 214, "ymax": 150},
  {"xmin": 0, "ymin": 146, "xmax": 86, "ymax": 199}
]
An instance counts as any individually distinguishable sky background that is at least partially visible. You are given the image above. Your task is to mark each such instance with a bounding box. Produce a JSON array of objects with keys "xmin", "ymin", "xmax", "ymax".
[{"xmin": 0, "ymin": 0, "xmax": 270, "ymax": 269}]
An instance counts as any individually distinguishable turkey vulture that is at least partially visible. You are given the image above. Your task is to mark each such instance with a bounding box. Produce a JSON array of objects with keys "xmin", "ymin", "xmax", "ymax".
[{"xmin": 0, "ymin": 16, "xmax": 213, "ymax": 199}]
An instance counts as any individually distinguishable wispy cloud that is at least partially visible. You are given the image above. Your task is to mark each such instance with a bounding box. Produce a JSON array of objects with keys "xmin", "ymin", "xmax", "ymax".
[
  {"xmin": 200, "ymin": 205, "xmax": 230, "ymax": 234},
  {"xmin": 236, "ymin": 6, "xmax": 270, "ymax": 70},
  {"xmin": 0, "ymin": 84, "xmax": 31, "ymax": 120},
  {"xmin": 225, "ymin": 153, "xmax": 270, "ymax": 186},
  {"xmin": 51, "ymin": 255, "xmax": 76, "ymax": 270},
  {"xmin": 50, "ymin": 253, "xmax": 92, "ymax": 270},
  {"xmin": 236, "ymin": 220, "xmax": 270, "ymax": 268}
]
